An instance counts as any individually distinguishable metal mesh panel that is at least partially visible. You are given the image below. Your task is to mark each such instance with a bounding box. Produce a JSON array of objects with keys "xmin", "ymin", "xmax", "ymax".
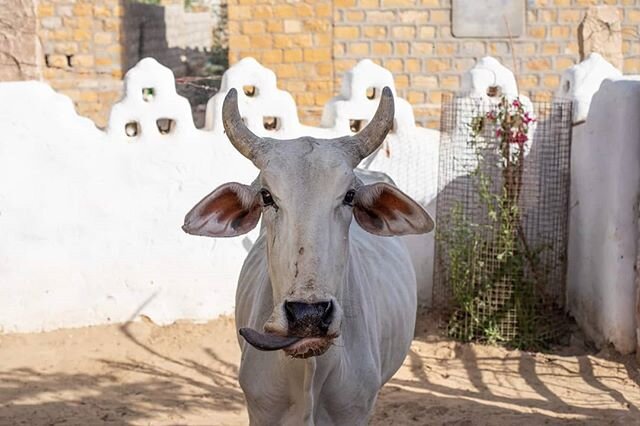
[{"xmin": 433, "ymin": 94, "xmax": 572, "ymax": 348}]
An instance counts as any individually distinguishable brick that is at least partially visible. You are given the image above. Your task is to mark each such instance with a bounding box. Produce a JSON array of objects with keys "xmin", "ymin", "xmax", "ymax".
[
  {"xmin": 334, "ymin": 43, "xmax": 345, "ymax": 56},
  {"xmin": 441, "ymin": 75, "xmax": 459, "ymax": 89},
  {"xmin": 395, "ymin": 75, "xmax": 409, "ymax": 89},
  {"xmin": 623, "ymin": 58, "xmax": 640, "ymax": 72},
  {"xmin": 295, "ymin": 3, "xmax": 314, "ymax": 17},
  {"xmin": 543, "ymin": 75, "xmax": 560, "ymax": 87},
  {"xmin": 367, "ymin": 11, "xmax": 395, "ymax": 22},
  {"xmin": 94, "ymin": 32, "xmax": 112, "ymax": 45},
  {"xmin": 41, "ymin": 17, "xmax": 62, "ymax": 30},
  {"xmin": 73, "ymin": 29, "xmax": 92, "ymax": 41},
  {"xmin": 93, "ymin": 5, "xmax": 111, "ymax": 18},
  {"xmin": 372, "ymin": 42, "xmax": 392, "ymax": 55},
  {"xmin": 314, "ymin": 33, "xmax": 332, "ymax": 47},
  {"xmin": 384, "ymin": 58, "xmax": 403, "ymax": 72},
  {"xmin": 363, "ymin": 26, "xmax": 387, "ymax": 38},
  {"xmin": 73, "ymin": 3, "xmax": 92, "ymax": 16},
  {"xmin": 229, "ymin": 6, "xmax": 252, "ymax": 20},
  {"xmin": 274, "ymin": 4, "xmax": 295, "ymax": 18},
  {"xmin": 555, "ymin": 57, "xmax": 575, "ymax": 69},
  {"xmin": 335, "ymin": 0, "xmax": 356, "ymax": 6},
  {"xmin": 284, "ymin": 20, "xmax": 302, "ymax": 33},
  {"xmin": 242, "ymin": 21, "xmax": 265, "ymax": 34},
  {"xmin": 71, "ymin": 54, "xmax": 94, "ymax": 68},
  {"xmin": 516, "ymin": 42, "xmax": 537, "ymax": 55},
  {"xmin": 382, "ymin": 0, "xmax": 416, "ymax": 5},
  {"xmin": 399, "ymin": 10, "xmax": 430, "ymax": 24},
  {"xmin": 254, "ymin": 5, "xmax": 273, "ymax": 18},
  {"xmin": 430, "ymin": 10, "xmax": 449, "ymax": 24},
  {"xmin": 518, "ymin": 75, "xmax": 539, "ymax": 89},
  {"xmin": 411, "ymin": 42, "xmax": 433, "ymax": 55},
  {"xmin": 54, "ymin": 42, "xmax": 79, "ymax": 55},
  {"xmin": 538, "ymin": 10, "xmax": 557, "ymax": 23},
  {"xmin": 559, "ymin": 9, "xmax": 582, "ymax": 22},
  {"xmin": 360, "ymin": 0, "xmax": 380, "ymax": 7},
  {"xmin": 335, "ymin": 59, "xmax": 356, "ymax": 73},
  {"xmin": 38, "ymin": 4, "xmax": 55, "ymax": 17},
  {"xmin": 266, "ymin": 20, "xmax": 283, "ymax": 32},
  {"xmin": 395, "ymin": 42, "xmax": 410, "ymax": 55},
  {"xmin": 405, "ymin": 58, "xmax": 420, "ymax": 72},
  {"xmin": 46, "ymin": 54, "xmax": 68, "ymax": 68},
  {"xmin": 427, "ymin": 91, "xmax": 444, "ymax": 104},
  {"xmin": 346, "ymin": 11, "xmax": 365, "ymax": 21},
  {"xmin": 96, "ymin": 56, "xmax": 114, "ymax": 69},
  {"xmin": 392, "ymin": 26, "xmax": 416, "ymax": 39},
  {"xmin": 528, "ymin": 26, "xmax": 545, "ymax": 38},
  {"xmin": 79, "ymin": 91, "xmax": 98, "ymax": 102},
  {"xmin": 426, "ymin": 59, "xmax": 450, "ymax": 72},
  {"xmin": 407, "ymin": 91, "xmax": 425, "ymax": 104},
  {"xmin": 305, "ymin": 19, "xmax": 331, "ymax": 32},
  {"xmin": 303, "ymin": 48, "xmax": 331, "ymax": 62},
  {"xmin": 262, "ymin": 50, "xmax": 283, "ymax": 64},
  {"xmin": 542, "ymin": 42, "xmax": 560, "ymax": 55},
  {"xmin": 551, "ymin": 26, "xmax": 571, "ymax": 39},
  {"xmin": 413, "ymin": 75, "xmax": 438, "ymax": 89},
  {"xmin": 460, "ymin": 41, "xmax": 485, "ymax": 55},
  {"xmin": 315, "ymin": 3, "xmax": 332, "ymax": 17},
  {"xmin": 418, "ymin": 26, "xmax": 436, "ymax": 39},
  {"xmin": 526, "ymin": 58, "xmax": 551, "ymax": 71},
  {"xmin": 229, "ymin": 34, "xmax": 251, "ymax": 49},
  {"xmin": 248, "ymin": 34, "xmax": 273, "ymax": 49},
  {"xmin": 349, "ymin": 42, "xmax": 370, "ymax": 56},
  {"xmin": 628, "ymin": 9, "xmax": 640, "ymax": 22},
  {"xmin": 315, "ymin": 62, "xmax": 333, "ymax": 77},
  {"xmin": 335, "ymin": 26, "xmax": 359, "ymax": 39},
  {"xmin": 284, "ymin": 49, "xmax": 303, "ymax": 63},
  {"xmin": 435, "ymin": 42, "xmax": 456, "ymax": 55}
]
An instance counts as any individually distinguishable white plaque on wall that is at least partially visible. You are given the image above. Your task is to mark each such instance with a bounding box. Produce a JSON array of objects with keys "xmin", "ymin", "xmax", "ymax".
[{"xmin": 452, "ymin": 0, "xmax": 525, "ymax": 38}]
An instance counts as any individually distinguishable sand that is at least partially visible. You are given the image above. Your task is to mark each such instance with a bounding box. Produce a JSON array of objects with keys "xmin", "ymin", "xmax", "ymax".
[{"xmin": 1, "ymin": 312, "xmax": 639, "ymax": 426}]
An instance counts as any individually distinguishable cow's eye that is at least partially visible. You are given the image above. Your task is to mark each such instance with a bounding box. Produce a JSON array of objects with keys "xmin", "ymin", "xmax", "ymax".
[
  {"xmin": 343, "ymin": 190, "xmax": 356, "ymax": 206},
  {"xmin": 260, "ymin": 189, "xmax": 275, "ymax": 207}
]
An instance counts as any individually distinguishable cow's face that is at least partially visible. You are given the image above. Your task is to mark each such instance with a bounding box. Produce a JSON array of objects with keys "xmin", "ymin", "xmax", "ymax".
[{"xmin": 183, "ymin": 88, "xmax": 433, "ymax": 358}]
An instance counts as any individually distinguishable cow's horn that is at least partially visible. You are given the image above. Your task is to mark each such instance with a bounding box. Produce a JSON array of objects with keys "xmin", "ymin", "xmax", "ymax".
[
  {"xmin": 222, "ymin": 88, "xmax": 267, "ymax": 165},
  {"xmin": 350, "ymin": 86, "xmax": 395, "ymax": 164}
]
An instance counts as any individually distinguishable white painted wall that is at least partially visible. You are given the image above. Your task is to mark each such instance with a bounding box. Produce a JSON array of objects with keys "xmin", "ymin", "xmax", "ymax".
[
  {"xmin": 566, "ymin": 77, "xmax": 640, "ymax": 354},
  {"xmin": 0, "ymin": 57, "xmax": 440, "ymax": 333},
  {"xmin": 0, "ymin": 76, "xmax": 257, "ymax": 333}
]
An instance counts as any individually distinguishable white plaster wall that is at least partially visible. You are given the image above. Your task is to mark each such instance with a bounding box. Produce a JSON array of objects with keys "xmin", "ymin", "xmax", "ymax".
[
  {"xmin": 0, "ymin": 80, "xmax": 258, "ymax": 333},
  {"xmin": 0, "ymin": 56, "xmax": 440, "ymax": 333},
  {"xmin": 566, "ymin": 77, "xmax": 640, "ymax": 354}
]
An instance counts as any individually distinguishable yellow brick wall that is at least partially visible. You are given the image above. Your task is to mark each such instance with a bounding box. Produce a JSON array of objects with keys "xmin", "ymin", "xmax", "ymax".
[
  {"xmin": 38, "ymin": 0, "xmax": 124, "ymax": 127},
  {"xmin": 228, "ymin": 0, "xmax": 640, "ymax": 129},
  {"xmin": 227, "ymin": 0, "xmax": 334, "ymax": 125},
  {"xmin": 335, "ymin": 0, "xmax": 640, "ymax": 128}
]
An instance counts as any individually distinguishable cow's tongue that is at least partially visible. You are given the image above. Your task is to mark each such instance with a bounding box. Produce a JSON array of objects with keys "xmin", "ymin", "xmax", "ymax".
[{"xmin": 239, "ymin": 327, "xmax": 302, "ymax": 351}]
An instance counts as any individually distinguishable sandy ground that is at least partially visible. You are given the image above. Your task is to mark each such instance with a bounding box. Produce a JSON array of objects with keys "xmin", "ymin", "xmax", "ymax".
[{"xmin": 1, "ymin": 312, "xmax": 639, "ymax": 426}]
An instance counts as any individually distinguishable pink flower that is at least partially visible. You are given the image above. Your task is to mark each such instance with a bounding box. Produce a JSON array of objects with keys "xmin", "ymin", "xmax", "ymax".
[
  {"xmin": 486, "ymin": 111, "xmax": 496, "ymax": 120},
  {"xmin": 496, "ymin": 129, "xmax": 503, "ymax": 138},
  {"xmin": 512, "ymin": 99, "xmax": 521, "ymax": 108}
]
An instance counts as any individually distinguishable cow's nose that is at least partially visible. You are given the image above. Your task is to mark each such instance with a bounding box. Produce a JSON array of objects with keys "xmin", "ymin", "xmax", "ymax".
[{"xmin": 284, "ymin": 300, "xmax": 333, "ymax": 336}]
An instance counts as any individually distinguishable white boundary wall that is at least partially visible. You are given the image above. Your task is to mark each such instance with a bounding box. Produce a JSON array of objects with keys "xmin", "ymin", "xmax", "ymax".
[
  {"xmin": 0, "ymin": 57, "xmax": 439, "ymax": 333},
  {"xmin": 559, "ymin": 55, "xmax": 640, "ymax": 354}
]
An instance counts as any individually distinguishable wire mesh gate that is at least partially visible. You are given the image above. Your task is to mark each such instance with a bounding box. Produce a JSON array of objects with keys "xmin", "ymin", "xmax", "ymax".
[{"xmin": 433, "ymin": 94, "xmax": 572, "ymax": 348}]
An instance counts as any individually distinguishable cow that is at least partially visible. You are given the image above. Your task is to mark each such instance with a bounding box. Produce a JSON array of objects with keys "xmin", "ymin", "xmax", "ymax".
[{"xmin": 182, "ymin": 87, "xmax": 434, "ymax": 425}]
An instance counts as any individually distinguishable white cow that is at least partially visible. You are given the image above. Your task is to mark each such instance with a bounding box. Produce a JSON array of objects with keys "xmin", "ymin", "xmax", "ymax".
[{"xmin": 183, "ymin": 88, "xmax": 434, "ymax": 425}]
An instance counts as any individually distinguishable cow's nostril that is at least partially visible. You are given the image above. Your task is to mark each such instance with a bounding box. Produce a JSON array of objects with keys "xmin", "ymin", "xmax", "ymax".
[{"xmin": 284, "ymin": 301, "xmax": 297, "ymax": 324}]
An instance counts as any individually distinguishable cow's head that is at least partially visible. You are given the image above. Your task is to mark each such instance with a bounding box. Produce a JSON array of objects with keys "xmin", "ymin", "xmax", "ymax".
[{"xmin": 183, "ymin": 87, "xmax": 433, "ymax": 358}]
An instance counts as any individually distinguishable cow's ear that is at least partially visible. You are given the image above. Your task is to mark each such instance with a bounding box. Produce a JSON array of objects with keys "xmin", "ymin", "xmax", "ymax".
[
  {"xmin": 353, "ymin": 182, "xmax": 434, "ymax": 236},
  {"xmin": 183, "ymin": 183, "xmax": 261, "ymax": 237}
]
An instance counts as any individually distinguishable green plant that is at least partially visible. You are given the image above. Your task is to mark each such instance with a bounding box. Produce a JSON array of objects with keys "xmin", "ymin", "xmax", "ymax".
[{"xmin": 441, "ymin": 96, "xmax": 556, "ymax": 350}]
